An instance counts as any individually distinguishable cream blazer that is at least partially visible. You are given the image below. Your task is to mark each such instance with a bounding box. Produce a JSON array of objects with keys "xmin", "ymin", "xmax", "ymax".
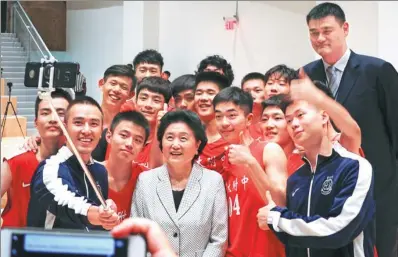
[{"xmin": 131, "ymin": 163, "xmax": 228, "ymax": 257}]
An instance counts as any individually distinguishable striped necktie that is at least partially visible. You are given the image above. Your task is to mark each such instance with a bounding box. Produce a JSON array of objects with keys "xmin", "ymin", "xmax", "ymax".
[{"xmin": 326, "ymin": 66, "xmax": 339, "ymax": 97}]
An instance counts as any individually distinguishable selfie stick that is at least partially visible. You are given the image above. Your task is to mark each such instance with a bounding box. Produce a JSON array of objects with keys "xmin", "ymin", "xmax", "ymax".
[{"xmin": 37, "ymin": 57, "xmax": 107, "ymax": 209}]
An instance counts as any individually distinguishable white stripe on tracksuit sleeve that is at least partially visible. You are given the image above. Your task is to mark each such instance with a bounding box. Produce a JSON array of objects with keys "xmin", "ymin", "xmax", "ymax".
[
  {"xmin": 31, "ymin": 148, "xmax": 93, "ymax": 226},
  {"xmin": 268, "ymin": 154, "xmax": 374, "ymax": 249}
]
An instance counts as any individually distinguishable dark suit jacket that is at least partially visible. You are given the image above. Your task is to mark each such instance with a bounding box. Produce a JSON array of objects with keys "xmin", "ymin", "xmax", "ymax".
[{"xmin": 303, "ymin": 51, "xmax": 398, "ymax": 223}]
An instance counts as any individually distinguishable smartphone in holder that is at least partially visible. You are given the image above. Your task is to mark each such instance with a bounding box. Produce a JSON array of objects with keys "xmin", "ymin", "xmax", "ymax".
[
  {"xmin": 1, "ymin": 228, "xmax": 147, "ymax": 257},
  {"xmin": 24, "ymin": 62, "xmax": 79, "ymax": 88}
]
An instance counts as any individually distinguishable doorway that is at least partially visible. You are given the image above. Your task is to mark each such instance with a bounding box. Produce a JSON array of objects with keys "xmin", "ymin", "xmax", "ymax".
[{"xmin": 1, "ymin": 1, "xmax": 7, "ymax": 33}]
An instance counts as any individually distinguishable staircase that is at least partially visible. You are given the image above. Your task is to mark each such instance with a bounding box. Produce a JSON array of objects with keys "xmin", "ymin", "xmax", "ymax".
[{"xmin": 1, "ymin": 33, "xmax": 38, "ymax": 136}]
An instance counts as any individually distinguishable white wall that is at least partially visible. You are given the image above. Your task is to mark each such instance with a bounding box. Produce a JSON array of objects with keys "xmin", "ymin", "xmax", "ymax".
[
  {"xmin": 122, "ymin": 1, "xmax": 143, "ymax": 64},
  {"xmin": 340, "ymin": 1, "xmax": 379, "ymax": 57},
  {"xmin": 378, "ymin": 2, "xmax": 398, "ymax": 69},
  {"xmin": 66, "ymin": 3, "xmax": 124, "ymax": 102},
  {"xmin": 158, "ymin": 1, "xmax": 316, "ymax": 84}
]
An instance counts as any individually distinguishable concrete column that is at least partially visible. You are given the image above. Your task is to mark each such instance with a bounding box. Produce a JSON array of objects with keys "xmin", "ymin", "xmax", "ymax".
[{"xmin": 122, "ymin": 1, "xmax": 160, "ymax": 64}]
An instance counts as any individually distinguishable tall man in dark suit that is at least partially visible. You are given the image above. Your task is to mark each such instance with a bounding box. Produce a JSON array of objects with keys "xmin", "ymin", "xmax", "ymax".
[{"xmin": 302, "ymin": 3, "xmax": 398, "ymax": 257}]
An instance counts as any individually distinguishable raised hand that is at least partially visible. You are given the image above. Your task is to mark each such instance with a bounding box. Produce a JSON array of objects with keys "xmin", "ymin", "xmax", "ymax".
[
  {"xmin": 112, "ymin": 218, "xmax": 177, "ymax": 257},
  {"xmin": 257, "ymin": 191, "xmax": 277, "ymax": 230},
  {"xmin": 227, "ymin": 132, "xmax": 255, "ymax": 166},
  {"xmin": 156, "ymin": 103, "xmax": 168, "ymax": 127},
  {"xmin": 21, "ymin": 135, "xmax": 41, "ymax": 153},
  {"xmin": 290, "ymin": 68, "xmax": 324, "ymax": 105}
]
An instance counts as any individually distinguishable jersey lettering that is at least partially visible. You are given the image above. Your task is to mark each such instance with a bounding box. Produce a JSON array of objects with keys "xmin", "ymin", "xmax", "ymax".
[{"xmin": 228, "ymin": 194, "xmax": 241, "ymax": 217}]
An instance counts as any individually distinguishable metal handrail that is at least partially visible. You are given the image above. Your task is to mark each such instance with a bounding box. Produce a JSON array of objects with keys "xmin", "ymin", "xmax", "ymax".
[
  {"xmin": 13, "ymin": 9, "xmax": 45, "ymax": 58},
  {"xmin": 12, "ymin": 1, "xmax": 53, "ymax": 60}
]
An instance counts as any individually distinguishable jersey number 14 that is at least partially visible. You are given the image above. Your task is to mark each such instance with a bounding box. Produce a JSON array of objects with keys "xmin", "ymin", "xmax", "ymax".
[{"xmin": 228, "ymin": 195, "xmax": 241, "ymax": 217}]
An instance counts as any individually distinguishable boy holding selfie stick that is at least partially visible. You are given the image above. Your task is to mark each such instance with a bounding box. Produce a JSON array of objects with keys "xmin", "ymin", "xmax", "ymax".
[{"xmin": 26, "ymin": 58, "xmax": 119, "ymax": 230}]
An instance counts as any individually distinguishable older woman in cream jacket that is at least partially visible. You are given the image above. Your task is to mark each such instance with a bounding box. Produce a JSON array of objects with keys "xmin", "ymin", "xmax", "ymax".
[{"xmin": 131, "ymin": 110, "xmax": 228, "ymax": 257}]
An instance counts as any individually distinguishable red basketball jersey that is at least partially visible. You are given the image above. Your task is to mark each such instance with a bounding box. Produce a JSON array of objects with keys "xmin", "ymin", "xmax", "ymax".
[
  {"xmin": 197, "ymin": 138, "xmax": 229, "ymax": 180},
  {"xmin": 2, "ymin": 151, "xmax": 39, "ymax": 227},
  {"xmin": 133, "ymin": 142, "xmax": 152, "ymax": 169},
  {"xmin": 108, "ymin": 163, "xmax": 147, "ymax": 221},
  {"xmin": 224, "ymin": 140, "xmax": 285, "ymax": 257}
]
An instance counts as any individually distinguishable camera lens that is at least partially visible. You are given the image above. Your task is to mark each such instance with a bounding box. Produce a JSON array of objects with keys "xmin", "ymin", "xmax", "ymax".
[{"xmin": 28, "ymin": 69, "xmax": 36, "ymax": 79}]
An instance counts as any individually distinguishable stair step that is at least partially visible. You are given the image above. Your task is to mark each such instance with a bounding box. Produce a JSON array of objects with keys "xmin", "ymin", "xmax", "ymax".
[
  {"xmin": 1, "ymin": 56, "xmax": 28, "ymax": 62},
  {"xmin": 15, "ymin": 94, "xmax": 37, "ymax": 102},
  {"xmin": 5, "ymin": 43, "xmax": 37, "ymax": 138},
  {"xmin": 18, "ymin": 114, "xmax": 35, "ymax": 120},
  {"xmin": 1, "ymin": 51, "xmax": 26, "ymax": 57},
  {"xmin": 17, "ymin": 101, "xmax": 35, "ymax": 109},
  {"xmin": 16, "ymin": 107, "xmax": 35, "ymax": 116},
  {"xmin": 3, "ymin": 78, "xmax": 24, "ymax": 84},
  {"xmin": 7, "ymin": 82, "xmax": 32, "ymax": 89},
  {"xmin": 0, "ymin": 60, "xmax": 26, "ymax": 67},
  {"xmin": 12, "ymin": 85, "xmax": 38, "ymax": 91},
  {"xmin": 1, "ymin": 46, "xmax": 24, "ymax": 51},
  {"xmin": 2, "ymin": 67, "xmax": 25, "ymax": 72},
  {"xmin": 1, "ymin": 71, "xmax": 25, "ymax": 77},
  {"xmin": 0, "ymin": 33, "xmax": 16, "ymax": 38},
  {"xmin": 1, "ymin": 41, "xmax": 21, "ymax": 47},
  {"xmin": 9, "ymin": 88, "xmax": 38, "ymax": 95},
  {"xmin": 4, "ymin": 78, "xmax": 24, "ymax": 83},
  {"xmin": 0, "ymin": 37, "xmax": 19, "ymax": 44}
]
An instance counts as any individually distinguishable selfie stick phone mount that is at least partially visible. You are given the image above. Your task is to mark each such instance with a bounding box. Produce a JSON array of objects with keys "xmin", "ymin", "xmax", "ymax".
[{"xmin": 37, "ymin": 57, "xmax": 108, "ymax": 209}]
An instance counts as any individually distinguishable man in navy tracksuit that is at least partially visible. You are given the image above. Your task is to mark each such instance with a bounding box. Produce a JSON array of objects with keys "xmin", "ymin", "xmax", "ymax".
[
  {"xmin": 257, "ymin": 87, "xmax": 376, "ymax": 257},
  {"xmin": 28, "ymin": 96, "xmax": 119, "ymax": 231}
]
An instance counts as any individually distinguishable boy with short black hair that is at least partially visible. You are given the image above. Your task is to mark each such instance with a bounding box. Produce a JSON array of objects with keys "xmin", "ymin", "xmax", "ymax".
[
  {"xmin": 241, "ymin": 72, "xmax": 267, "ymax": 140},
  {"xmin": 241, "ymin": 72, "xmax": 266, "ymax": 104},
  {"xmin": 194, "ymin": 71, "xmax": 231, "ymax": 175},
  {"xmin": 133, "ymin": 49, "xmax": 164, "ymax": 83},
  {"xmin": 162, "ymin": 70, "xmax": 171, "ymax": 82},
  {"xmin": 264, "ymin": 64, "xmax": 297, "ymax": 98},
  {"xmin": 170, "ymin": 74, "xmax": 196, "ymax": 111},
  {"xmin": 196, "ymin": 55, "xmax": 235, "ymax": 86},
  {"xmin": 213, "ymin": 86, "xmax": 287, "ymax": 257},
  {"xmin": 104, "ymin": 111, "xmax": 150, "ymax": 221},
  {"xmin": 28, "ymin": 96, "xmax": 119, "ymax": 231},
  {"xmin": 1, "ymin": 89, "xmax": 72, "ymax": 228},
  {"xmin": 289, "ymin": 70, "xmax": 361, "ymax": 155},
  {"xmin": 99, "ymin": 64, "xmax": 135, "ymax": 129},
  {"xmin": 258, "ymin": 87, "xmax": 375, "ymax": 257},
  {"xmin": 121, "ymin": 50, "xmax": 165, "ymax": 113}
]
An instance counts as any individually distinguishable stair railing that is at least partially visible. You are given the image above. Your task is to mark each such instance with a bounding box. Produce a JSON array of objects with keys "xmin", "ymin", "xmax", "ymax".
[{"xmin": 10, "ymin": 1, "xmax": 54, "ymax": 62}]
